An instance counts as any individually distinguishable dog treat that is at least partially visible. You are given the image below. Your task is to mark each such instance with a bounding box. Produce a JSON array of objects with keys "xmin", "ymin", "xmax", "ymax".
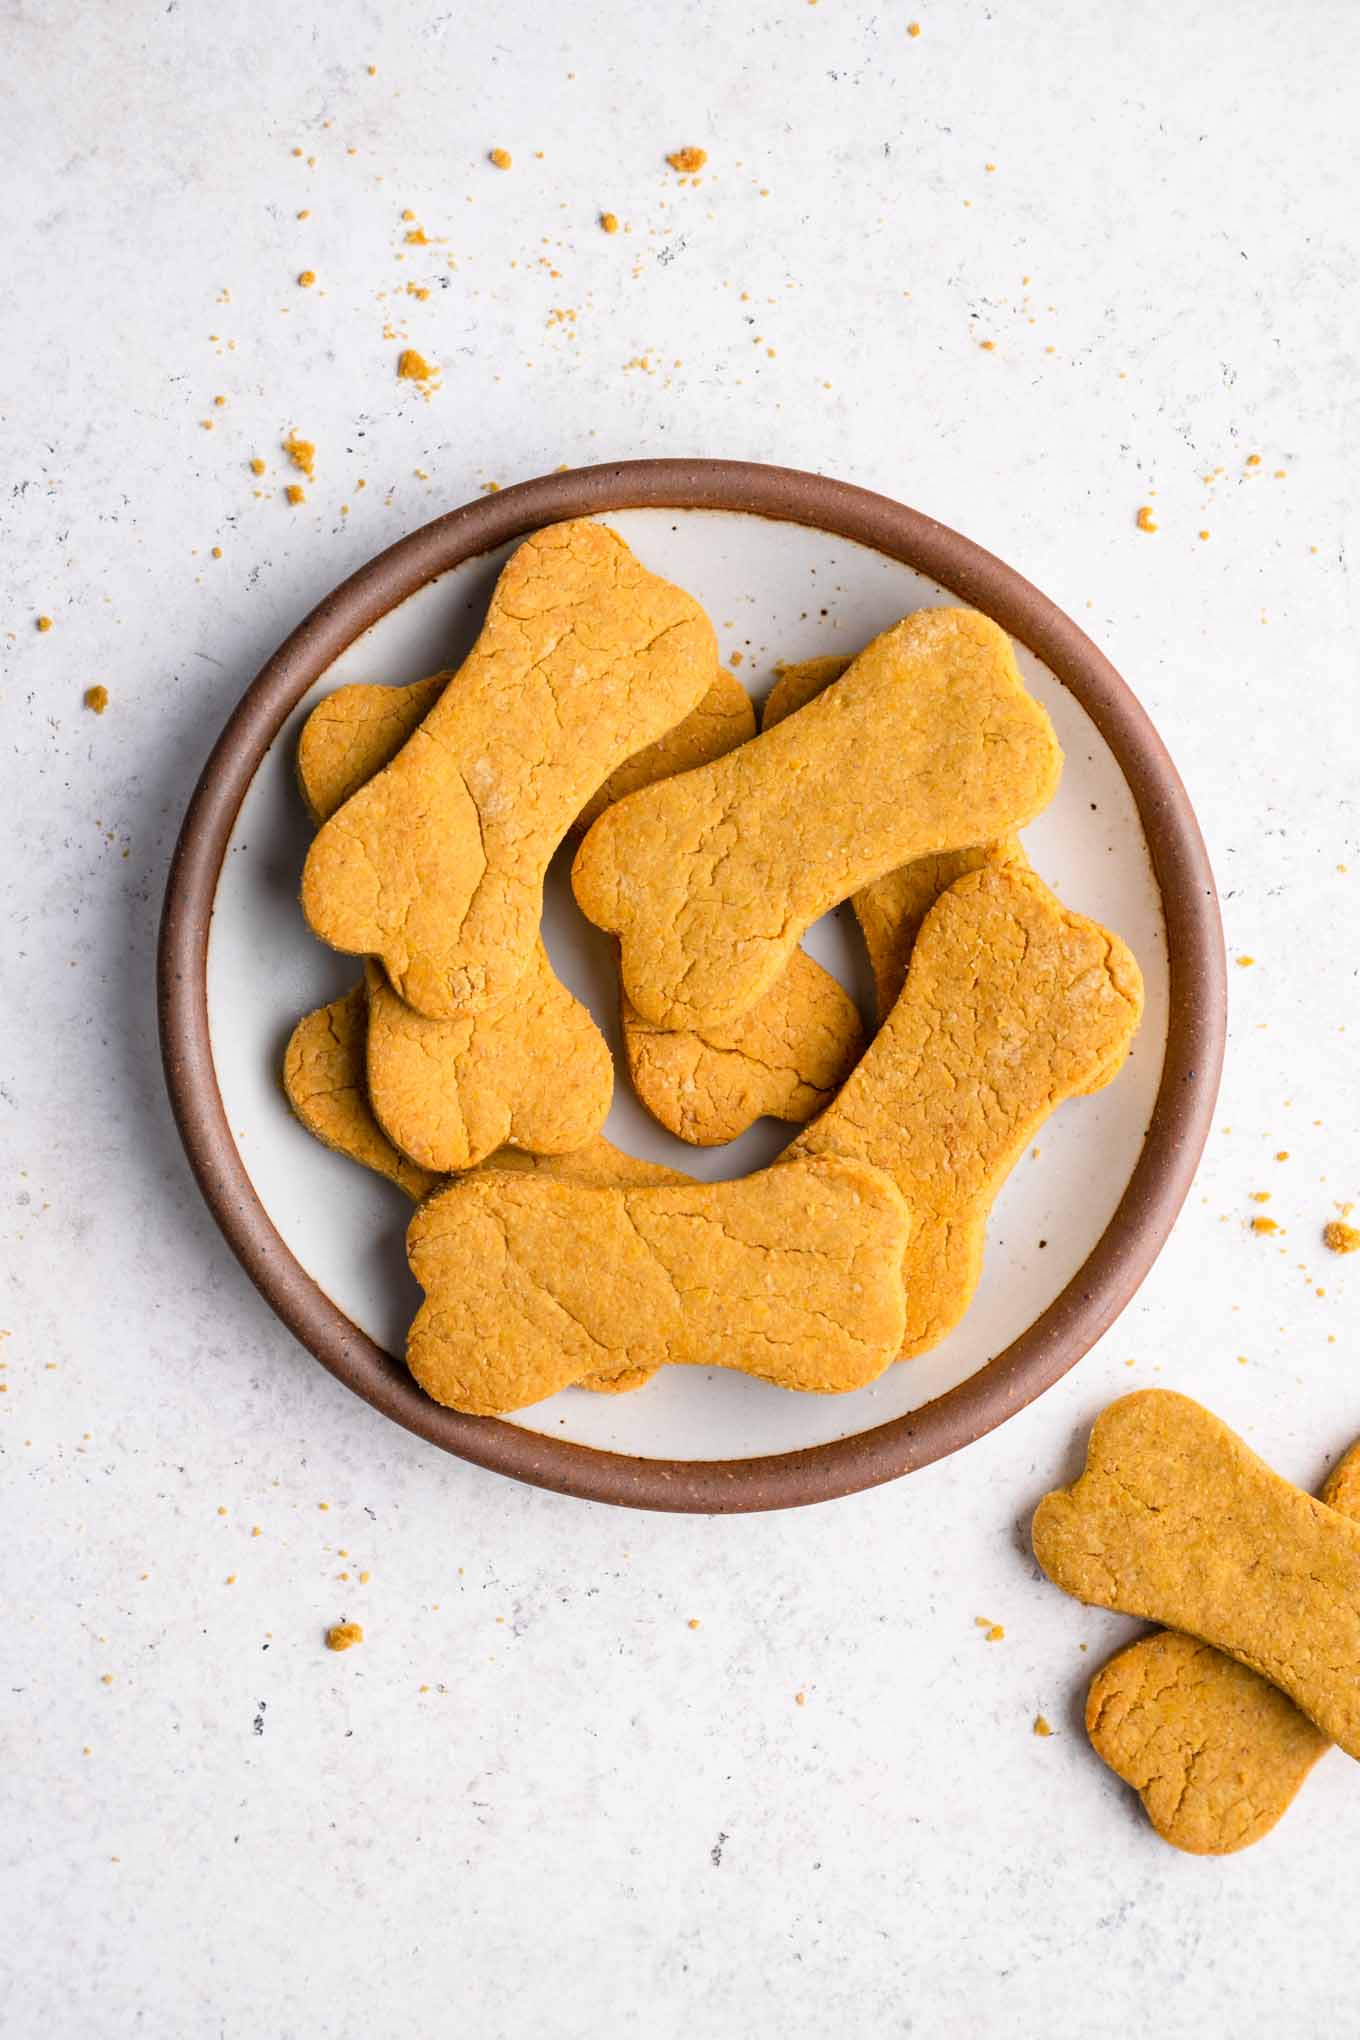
[
  {"xmin": 622, "ymin": 945, "xmax": 865, "ymax": 1145},
  {"xmin": 1033, "ymin": 1391, "xmax": 1360, "ymax": 1762},
  {"xmin": 764, "ymin": 652, "xmax": 1024, "ymax": 1016},
  {"xmin": 302, "ymin": 519, "xmax": 717, "ymax": 1017},
  {"xmin": 297, "ymin": 670, "xmax": 451, "ymax": 825},
  {"xmin": 571, "ymin": 666, "xmax": 755, "ymax": 835},
  {"xmin": 405, "ymin": 1154, "xmax": 911, "ymax": 1414},
  {"xmin": 573, "ymin": 607, "xmax": 1062, "ymax": 1031},
  {"xmin": 283, "ymin": 985, "xmax": 440, "ymax": 1201},
  {"xmin": 364, "ymin": 952, "xmax": 612, "ymax": 1173},
  {"xmin": 1086, "ymin": 1438, "xmax": 1360, "ymax": 1855},
  {"xmin": 791, "ymin": 864, "xmax": 1142, "ymax": 1357},
  {"xmin": 299, "ymin": 665, "xmax": 754, "ymax": 837}
]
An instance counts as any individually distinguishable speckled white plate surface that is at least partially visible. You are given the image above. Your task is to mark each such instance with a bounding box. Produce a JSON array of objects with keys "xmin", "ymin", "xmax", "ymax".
[{"xmin": 205, "ymin": 505, "xmax": 1170, "ymax": 1462}]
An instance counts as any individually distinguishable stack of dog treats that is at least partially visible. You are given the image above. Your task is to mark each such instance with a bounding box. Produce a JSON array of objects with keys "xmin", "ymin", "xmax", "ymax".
[{"xmin": 284, "ymin": 520, "xmax": 1143, "ymax": 1415}]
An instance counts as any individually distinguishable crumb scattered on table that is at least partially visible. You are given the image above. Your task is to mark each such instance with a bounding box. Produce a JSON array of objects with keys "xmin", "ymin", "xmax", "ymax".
[
  {"xmin": 1033, "ymin": 1715, "xmax": 1052, "ymax": 1737},
  {"xmin": 84, "ymin": 685, "xmax": 109, "ymax": 715},
  {"xmin": 488, "ymin": 147, "xmax": 512, "ymax": 171},
  {"xmin": 326, "ymin": 1622, "xmax": 364, "ymax": 1652},
  {"xmin": 1135, "ymin": 506, "xmax": 1158, "ymax": 533},
  {"xmin": 1324, "ymin": 1221, "xmax": 1360, "ymax": 1255},
  {"xmin": 666, "ymin": 147, "xmax": 707, "ymax": 173}
]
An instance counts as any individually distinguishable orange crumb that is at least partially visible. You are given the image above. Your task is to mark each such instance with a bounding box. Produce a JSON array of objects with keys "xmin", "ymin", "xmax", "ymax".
[
  {"xmin": 100, "ymin": 1674, "xmax": 113, "ymax": 1686},
  {"xmin": 1033, "ymin": 1715, "xmax": 1052, "ymax": 1737},
  {"xmin": 366, "ymin": 63, "xmax": 376, "ymax": 75},
  {"xmin": 297, "ymin": 269, "xmax": 316, "ymax": 288},
  {"xmin": 211, "ymin": 545, "xmax": 222, "ymax": 560},
  {"xmin": 251, "ymin": 1526, "xmax": 262, "ymax": 1537},
  {"xmin": 1245, "ymin": 453, "xmax": 1262, "ymax": 466},
  {"xmin": 404, "ymin": 227, "xmax": 429, "ymax": 245},
  {"xmin": 1236, "ymin": 955, "xmax": 1255, "ymax": 967},
  {"xmin": 1198, "ymin": 529, "xmax": 1211, "ymax": 541},
  {"xmin": 1275, "ymin": 1151, "xmax": 1290, "ymax": 1161},
  {"xmin": 1251, "ymin": 1216, "xmax": 1279, "ymax": 1235},
  {"xmin": 728, "ymin": 650, "xmax": 744, "ymax": 668},
  {"xmin": 36, "ymin": 615, "xmax": 53, "ymax": 631},
  {"xmin": 666, "ymin": 147, "xmax": 708, "ymax": 173},
  {"xmin": 1273, "ymin": 469, "xmax": 1287, "ymax": 479},
  {"xmin": 1250, "ymin": 1191, "xmax": 1271, "ymax": 1204},
  {"xmin": 600, "ymin": 212, "xmax": 619, "ymax": 234},
  {"xmin": 1136, "ymin": 506, "xmax": 1158, "ymax": 533},
  {"xmin": 978, "ymin": 339, "xmax": 995, "ymax": 351},
  {"xmin": 488, "ymin": 148, "xmax": 512, "ymax": 171},
  {"xmin": 1324, "ymin": 1221, "xmax": 1360, "ymax": 1255},
  {"xmin": 282, "ymin": 432, "xmax": 315, "ymax": 478},
  {"xmin": 397, "ymin": 348, "xmax": 437, "ymax": 384},
  {"xmin": 217, "ymin": 1505, "xmax": 228, "ymax": 1516},
  {"xmin": 297, "ymin": 208, "xmax": 310, "ymax": 220},
  {"xmin": 795, "ymin": 1690, "xmax": 807, "ymax": 1706},
  {"xmin": 907, "ymin": 20, "xmax": 921, "ymax": 34},
  {"xmin": 359, "ymin": 1570, "xmax": 370, "ymax": 1584},
  {"xmin": 213, "ymin": 394, "xmax": 227, "ymax": 408},
  {"xmin": 976, "ymin": 1617, "xmax": 1005, "ymax": 1640},
  {"xmin": 84, "ymin": 685, "xmax": 109, "ymax": 715},
  {"xmin": 985, "ymin": 162, "xmax": 997, "ymax": 173},
  {"xmin": 687, "ymin": 1617, "xmax": 701, "ymax": 1630},
  {"xmin": 291, "ymin": 146, "xmax": 303, "ymax": 158},
  {"xmin": 225, "ymin": 1574, "xmax": 236, "ymax": 1586},
  {"xmin": 249, "ymin": 457, "xmax": 266, "ymax": 475},
  {"xmin": 200, "ymin": 419, "xmax": 214, "ymax": 430},
  {"xmin": 325, "ymin": 1622, "xmax": 363, "ymax": 1652},
  {"xmin": 284, "ymin": 484, "xmax": 305, "ymax": 505}
]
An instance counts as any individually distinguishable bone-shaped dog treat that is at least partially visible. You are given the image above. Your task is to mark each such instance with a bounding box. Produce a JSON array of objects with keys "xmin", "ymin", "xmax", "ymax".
[
  {"xmin": 364, "ymin": 953, "xmax": 612, "ymax": 1173},
  {"xmin": 282, "ymin": 986, "xmax": 670, "ymax": 1394},
  {"xmin": 1085, "ymin": 1439, "xmax": 1360, "ymax": 1854},
  {"xmin": 763, "ymin": 652, "xmax": 1025, "ymax": 1019},
  {"xmin": 789, "ymin": 864, "xmax": 1142, "ymax": 1358},
  {"xmin": 298, "ymin": 666, "xmax": 754, "ymax": 838},
  {"xmin": 1033, "ymin": 1392, "xmax": 1360, "ymax": 1762},
  {"xmin": 572, "ymin": 607, "xmax": 1062, "ymax": 1032},
  {"xmin": 621, "ymin": 944, "xmax": 865, "ymax": 1146},
  {"xmin": 405, "ymin": 1154, "xmax": 911, "ymax": 1415},
  {"xmin": 302, "ymin": 519, "xmax": 717, "ymax": 1017}
]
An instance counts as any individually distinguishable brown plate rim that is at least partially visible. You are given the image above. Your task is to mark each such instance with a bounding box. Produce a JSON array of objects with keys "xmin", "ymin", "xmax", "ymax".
[{"xmin": 157, "ymin": 457, "xmax": 1226, "ymax": 1513}]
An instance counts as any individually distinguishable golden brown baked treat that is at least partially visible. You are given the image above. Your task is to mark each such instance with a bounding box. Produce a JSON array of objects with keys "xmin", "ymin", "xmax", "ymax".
[
  {"xmin": 299, "ymin": 666, "xmax": 754, "ymax": 837},
  {"xmin": 302, "ymin": 519, "xmax": 716, "ymax": 1017},
  {"xmin": 283, "ymin": 986, "xmax": 440, "ymax": 1201},
  {"xmin": 763, "ymin": 651, "xmax": 1024, "ymax": 1017},
  {"xmin": 364, "ymin": 953, "xmax": 612, "ymax": 1173},
  {"xmin": 1085, "ymin": 1438, "xmax": 1360, "ymax": 1855},
  {"xmin": 574, "ymin": 608, "xmax": 1061, "ymax": 1032},
  {"xmin": 621, "ymin": 945, "xmax": 865, "ymax": 1145},
  {"xmin": 405, "ymin": 1154, "xmax": 911, "ymax": 1414},
  {"xmin": 790, "ymin": 864, "xmax": 1142, "ymax": 1357},
  {"xmin": 1034, "ymin": 1392, "xmax": 1360, "ymax": 1761}
]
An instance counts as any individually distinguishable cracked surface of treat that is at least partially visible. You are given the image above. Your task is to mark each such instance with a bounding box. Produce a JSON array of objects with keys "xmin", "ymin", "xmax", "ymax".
[
  {"xmin": 790, "ymin": 864, "xmax": 1142, "ymax": 1358},
  {"xmin": 622, "ymin": 945, "xmax": 865, "ymax": 1145},
  {"xmin": 764, "ymin": 651, "xmax": 1024, "ymax": 1017},
  {"xmin": 283, "ymin": 986, "xmax": 440, "ymax": 1200},
  {"xmin": 573, "ymin": 607, "xmax": 1062, "ymax": 1031},
  {"xmin": 1085, "ymin": 1442, "xmax": 1360, "ymax": 1855},
  {"xmin": 405, "ymin": 1153, "xmax": 911, "ymax": 1414},
  {"xmin": 300, "ymin": 664, "xmax": 753, "ymax": 839},
  {"xmin": 302, "ymin": 519, "xmax": 716, "ymax": 1017},
  {"xmin": 364, "ymin": 952, "xmax": 612, "ymax": 1173},
  {"xmin": 1033, "ymin": 1391, "xmax": 1360, "ymax": 1761}
]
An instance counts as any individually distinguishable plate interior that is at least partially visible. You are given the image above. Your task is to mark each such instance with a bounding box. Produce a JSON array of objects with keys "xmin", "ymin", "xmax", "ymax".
[{"xmin": 206, "ymin": 508, "xmax": 1168, "ymax": 1460}]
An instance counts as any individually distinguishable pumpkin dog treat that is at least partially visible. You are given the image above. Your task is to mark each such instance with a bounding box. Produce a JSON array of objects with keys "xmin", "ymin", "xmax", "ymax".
[
  {"xmin": 1033, "ymin": 1391, "xmax": 1360, "ymax": 1762},
  {"xmin": 299, "ymin": 665, "xmax": 753, "ymax": 838},
  {"xmin": 791, "ymin": 864, "xmax": 1142, "ymax": 1358},
  {"xmin": 1085, "ymin": 1438, "xmax": 1360, "ymax": 1855},
  {"xmin": 405, "ymin": 1154, "xmax": 911, "ymax": 1415},
  {"xmin": 573, "ymin": 607, "xmax": 1062, "ymax": 1031},
  {"xmin": 622, "ymin": 946, "xmax": 865, "ymax": 1145},
  {"xmin": 764, "ymin": 652, "xmax": 1024, "ymax": 1017},
  {"xmin": 283, "ymin": 985, "xmax": 440, "ymax": 1201},
  {"xmin": 302, "ymin": 519, "xmax": 717, "ymax": 1017},
  {"xmin": 364, "ymin": 952, "xmax": 612, "ymax": 1173}
]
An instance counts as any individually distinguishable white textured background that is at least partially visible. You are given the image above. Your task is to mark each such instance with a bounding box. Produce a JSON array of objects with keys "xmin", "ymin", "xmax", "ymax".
[{"xmin": 3, "ymin": 1, "xmax": 1358, "ymax": 2034}]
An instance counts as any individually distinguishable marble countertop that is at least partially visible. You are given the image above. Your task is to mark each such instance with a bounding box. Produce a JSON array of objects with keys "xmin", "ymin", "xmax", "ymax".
[{"xmin": 3, "ymin": 1, "xmax": 1358, "ymax": 2033}]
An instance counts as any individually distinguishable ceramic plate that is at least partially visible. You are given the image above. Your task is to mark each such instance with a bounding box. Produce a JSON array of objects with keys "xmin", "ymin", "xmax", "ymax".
[{"xmin": 159, "ymin": 461, "xmax": 1224, "ymax": 1510}]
